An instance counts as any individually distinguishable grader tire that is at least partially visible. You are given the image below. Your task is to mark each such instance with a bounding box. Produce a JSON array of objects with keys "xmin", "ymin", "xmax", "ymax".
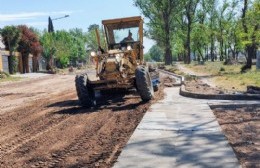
[
  {"xmin": 75, "ymin": 74, "xmax": 95, "ymax": 107},
  {"xmin": 135, "ymin": 66, "xmax": 154, "ymax": 101}
]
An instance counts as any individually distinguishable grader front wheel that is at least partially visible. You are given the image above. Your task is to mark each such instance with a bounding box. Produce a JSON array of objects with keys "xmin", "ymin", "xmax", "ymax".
[
  {"xmin": 75, "ymin": 74, "xmax": 96, "ymax": 107},
  {"xmin": 135, "ymin": 66, "xmax": 154, "ymax": 101}
]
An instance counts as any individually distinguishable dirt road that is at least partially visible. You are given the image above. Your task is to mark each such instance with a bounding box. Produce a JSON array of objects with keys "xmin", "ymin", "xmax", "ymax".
[{"xmin": 0, "ymin": 73, "xmax": 164, "ymax": 168}]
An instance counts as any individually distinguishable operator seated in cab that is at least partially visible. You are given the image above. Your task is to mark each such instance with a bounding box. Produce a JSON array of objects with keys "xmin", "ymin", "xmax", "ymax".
[{"xmin": 121, "ymin": 30, "xmax": 134, "ymax": 43}]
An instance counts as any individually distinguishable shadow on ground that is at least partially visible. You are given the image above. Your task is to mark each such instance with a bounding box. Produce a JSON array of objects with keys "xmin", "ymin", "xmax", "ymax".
[{"xmin": 48, "ymin": 89, "xmax": 145, "ymax": 115}]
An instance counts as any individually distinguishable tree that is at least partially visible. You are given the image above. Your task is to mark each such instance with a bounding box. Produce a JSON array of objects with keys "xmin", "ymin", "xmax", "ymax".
[
  {"xmin": 85, "ymin": 27, "xmax": 106, "ymax": 51},
  {"xmin": 0, "ymin": 26, "xmax": 20, "ymax": 74},
  {"xmin": 29, "ymin": 28, "xmax": 42, "ymax": 72},
  {"xmin": 215, "ymin": 0, "xmax": 238, "ymax": 61},
  {"xmin": 88, "ymin": 24, "xmax": 99, "ymax": 32},
  {"xmin": 191, "ymin": 23, "xmax": 210, "ymax": 62},
  {"xmin": 40, "ymin": 28, "xmax": 89, "ymax": 69},
  {"xmin": 191, "ymin": 0, "xmax": 212, "ymax": 62},
  {"xmin": 183, "ymin": 0, "xmax": 200, "ymax": 64},
  {"xmin": 69, "ymin": 28, "xmax": 87, "ymax": 64},
  {"xmin": 135, "ymin": 0, "xmax": 179, "ymax": 65},
  {"xmin": 17, "ymin": 25, "xmax": 41, "ymax": 73},
  {"xmin": 54, "ymin": 30, "xmax": 73, "ymax": 68},
  {"xmin": 240, "ymin": 0, "xmax": 259, "ymax": 71},
  {"xmin": 144, "ymin": 53, "xmax": 152, "ymax": 62},
  {"xmin": 207, "ymin": 0, "xmax": 218, "ymax": 61},
  {"xmin": 40, "ymin": 31, "xmax": 56, "ymax": 70},
  {"xmin": 148, "ymin": 45, "xmax": 164, "ymax": 62}
]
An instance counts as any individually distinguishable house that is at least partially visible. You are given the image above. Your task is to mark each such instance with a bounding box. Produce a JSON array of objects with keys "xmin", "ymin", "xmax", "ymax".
[
  {"xmin": 0, "ymin": 35, "xmax": 6, "ymax": 72},
  {"xmin": 0, "ymin": 36, "xmax": 34, "ymax": 73}
]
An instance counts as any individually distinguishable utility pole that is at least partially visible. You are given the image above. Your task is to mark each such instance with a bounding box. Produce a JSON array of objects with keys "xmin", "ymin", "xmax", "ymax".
[
  {"xmin": 48, "ymin": 15, "xmax": 69, "ymax": 32},
  {"xmin": 47, "ymin": 15, "xmax": 69, "ymax": 69}
]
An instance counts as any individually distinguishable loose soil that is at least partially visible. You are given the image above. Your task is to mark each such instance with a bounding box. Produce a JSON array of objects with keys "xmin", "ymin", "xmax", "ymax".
[
  {"xmin": 0, "ymin": 72, "xmax": 165, "ymax": 168},
  {"xmin": 163, "ymin": 76, "xmax": 177, "ymax": 87},
  {"xmin": 185, "ymin": 80, "xmax": 223, "ymax": 94},
  {"xmin": 184, "ymin": 79, "xmax": 249, "ymax": 95},
  {"xmin": 212, "ymin": 106, "xmax": 260, "ymax": 168}
]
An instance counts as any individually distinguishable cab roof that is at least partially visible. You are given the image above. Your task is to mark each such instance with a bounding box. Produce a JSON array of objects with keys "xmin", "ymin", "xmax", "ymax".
[{"xmin": 102, "ymin": 16, "xmax": 143, "ymax": 29}]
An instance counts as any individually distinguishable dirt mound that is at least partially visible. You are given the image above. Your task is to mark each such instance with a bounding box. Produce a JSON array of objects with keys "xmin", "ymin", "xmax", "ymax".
[
  {"xmin": 163, "ymin": 76, "xmax": 177, "ymax": 87},
  {"xmin": 184, "ymin": 79, "xmax": 244, "ymax": 95},
  {"xmin": 185, "ymin": 80, "xmax": 224, "ymax": 94}
]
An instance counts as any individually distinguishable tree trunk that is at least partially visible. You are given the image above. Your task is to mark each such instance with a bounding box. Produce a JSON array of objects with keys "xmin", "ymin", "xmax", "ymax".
[
  {"xmin": 33, "ymin": 56, "xmax": 39, "ymax": 72},
  {"xmin": 220, "ymin": 40, "xmax": 224, "ymax": 61},
  {"xmin": 246, "ymin": 45, "xmax": 254, "ymax": 69},
  {"xmin": 164, "ymin": 13, "xmax": 172, "ymax": 65},
  {"xmin": 224, "ymin": 44, "xmax": 226, "ymax": 60},
  {"xmin": 46, "ymin": 54, "xmax": 53, "ymax": 71},
  {"xmin": 21, "ymin": 54, "xmax": 29, "ymax": 73},
  {"xmin": 241, "ymin": 0, "xmax": 252, "ymax": 71},
  {"xmin": 165, "ymin": 47, "xmax": 172, "ymax": 65},
  {"xmin": 185, "ymin": 22, "xmax": 191, "ymax": 64},
  {"xmin": 210, "ymin": 38, "xmax": 214, "ymax": 62},
  {"xmin": 253, "ymin": 46, "xmax": 257, "ymax": 59},
  {"xmin": 194, "ymin": 49, "xmax": 197, "ymax": 61},
  {"xmin": 8, "ymin": 51, "xmax": 13, "ymax": 74},
  {"xmin": 8, "ymin": 51, "xmax": 17, "ymax": 74}
]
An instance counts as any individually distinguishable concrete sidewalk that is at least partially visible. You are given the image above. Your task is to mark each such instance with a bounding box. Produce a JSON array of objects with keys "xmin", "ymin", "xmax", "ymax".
[{"xmin": 114, "ymin": 87, "xmax": 241, "ymax": 168}]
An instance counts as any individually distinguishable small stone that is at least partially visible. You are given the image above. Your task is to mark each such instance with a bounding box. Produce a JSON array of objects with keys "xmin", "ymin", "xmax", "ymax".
[
  {"xmin": 218, "ymin": 91, "xmax": 224, "ymax": 94},
  {"xmin": 52, "ymin": 153, "xmax": 58, "ymax": 157}
]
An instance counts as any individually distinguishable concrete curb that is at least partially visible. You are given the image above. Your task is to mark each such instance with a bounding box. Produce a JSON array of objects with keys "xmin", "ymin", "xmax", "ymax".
[
  {"xmin": 159, "ymin": 69, "xmax": 260, "ymax": 100},
  {"xmin": 180, "ymin": 84, "xmax": 260, "ymax": 100},
  {"xmin": 208, "ymin": 102, "xmax": 260, "ymax": 109}
]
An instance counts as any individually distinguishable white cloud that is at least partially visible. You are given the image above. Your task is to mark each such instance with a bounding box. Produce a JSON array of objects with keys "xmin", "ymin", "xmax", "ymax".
[
  {"xmin": 25, "ymin": 21, "xmax": 47, "ymax": 27},
  {"xmin": 0, "ymin": 11, "xmax": 74, "ymax": 22}
]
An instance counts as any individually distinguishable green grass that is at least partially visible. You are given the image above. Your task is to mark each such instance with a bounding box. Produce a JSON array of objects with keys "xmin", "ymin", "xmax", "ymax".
[
  {"xmin": 0, "ymin": 76, "xmax": 23, "ymax": 83},
  {"xmin": 185, "ymin": 62, "xmax": 243, "ymax": 76},
  {"xmin": 180, "ymin": 62, "xmax": 260, "ymax": 91},
  {"xmin": 164, "ymin": 65, "xmax": 185, "ymax": 76}
]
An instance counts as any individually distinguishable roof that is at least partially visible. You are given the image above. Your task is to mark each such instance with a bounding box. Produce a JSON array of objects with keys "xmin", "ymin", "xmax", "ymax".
[{"xmin": 102, "ymin": 16, "xmax": 143, "ymax": 29}]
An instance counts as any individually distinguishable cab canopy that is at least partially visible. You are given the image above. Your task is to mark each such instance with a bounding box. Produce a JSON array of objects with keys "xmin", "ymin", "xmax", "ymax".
[{"xmin": 102, "ymin": 16, "xmax": 143, "ymax": 49}]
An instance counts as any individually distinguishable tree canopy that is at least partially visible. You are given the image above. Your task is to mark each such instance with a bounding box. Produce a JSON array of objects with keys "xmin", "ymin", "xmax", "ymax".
[
  {"xmin": 135, "ymin": 0, "xmax": 259, "ymax": 70},
  {"xmin": 17, "ymin": 25, "xmax": 41, "ymax": 73},
  {"xmin": 0, "ymin": 26, "xmax": 20, "ymax": 74}
]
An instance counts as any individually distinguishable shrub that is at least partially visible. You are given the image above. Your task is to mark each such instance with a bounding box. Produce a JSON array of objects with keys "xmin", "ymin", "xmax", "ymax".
[
  {"xmin": 219, "ymin": 67, "xmax": 225, "ymax": 72},
  {"xmin": 0, "ymin": 71, "xmax": 10, "ymax": 79},
  {"xmin": 184, "ymin": 74, "xmax": 197, "ymax": 81}
]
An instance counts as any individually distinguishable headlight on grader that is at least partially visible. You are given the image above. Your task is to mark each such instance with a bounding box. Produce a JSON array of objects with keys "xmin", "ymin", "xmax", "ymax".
[
  {"xmin": 127, "ymin": 45, "xmax": 132, "ymax": 51},
  {"xmin": 115, "ymin": 54, "xmax": 121, "ymax": 62},
  {"xmin": 91, "ymin": 51, "xmax": 97, "ymax": 57}
]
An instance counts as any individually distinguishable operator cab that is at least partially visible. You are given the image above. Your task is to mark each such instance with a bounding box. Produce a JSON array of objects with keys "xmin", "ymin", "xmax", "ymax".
[{"xmin": 102, "ymin": 16, "xmax": 143, "ymax": 59}]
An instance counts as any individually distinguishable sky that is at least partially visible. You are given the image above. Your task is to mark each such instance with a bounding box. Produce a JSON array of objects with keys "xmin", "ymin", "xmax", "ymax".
[{"xmin": 0, "ymin": 0, "xmax": 155, "ymax": 53}]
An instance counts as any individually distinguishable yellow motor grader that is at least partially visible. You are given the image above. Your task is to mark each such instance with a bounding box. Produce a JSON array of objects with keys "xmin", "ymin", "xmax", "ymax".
[{"xmin": 75, "ymin": 16, "xmax": 160, "ymax": 107}]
